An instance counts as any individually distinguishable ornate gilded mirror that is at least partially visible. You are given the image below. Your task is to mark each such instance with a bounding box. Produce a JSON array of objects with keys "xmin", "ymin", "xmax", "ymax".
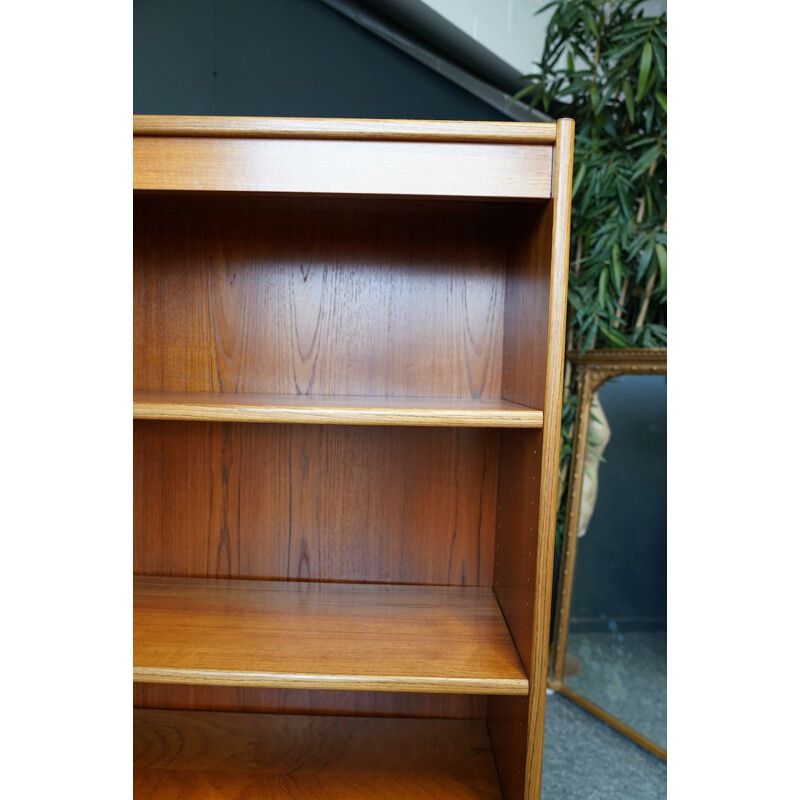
[{"xmin": 549, "ymin": 349, "xmax": 667, "ymax": 760}]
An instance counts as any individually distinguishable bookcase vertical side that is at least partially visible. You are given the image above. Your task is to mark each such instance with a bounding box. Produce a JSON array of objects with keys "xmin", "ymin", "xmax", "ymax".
[{"xmin": 488, "ymin": 119, "xmax": 574, "ymax": 800}]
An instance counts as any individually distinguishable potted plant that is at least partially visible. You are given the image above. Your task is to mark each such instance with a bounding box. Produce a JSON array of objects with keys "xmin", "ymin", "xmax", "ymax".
[{"xmin": 515, "ymin": 0, "xmax": 667, "ymax": 543}]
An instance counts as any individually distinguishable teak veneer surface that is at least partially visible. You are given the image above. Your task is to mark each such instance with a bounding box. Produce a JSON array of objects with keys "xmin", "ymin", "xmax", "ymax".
[
  {"xmin": 134, "ymin": 391, "xmax": 543, "ymax": 427},
  {"xmin": 133, "ymin": 137, "xmax": 553, "ymax": 198},
  {"xmin": 134, "ymin": 194, "xmax": 511, "ymax": 399},
  {"xmin": 134, "ymin": 421, "xmax": 498, "ymax": 586},
  {"xmin": 134, "ymin": 709, "xmax": 503, "ymax": 799},
  {"xmin": 134, "ymin": 576, "xmax": 528, "ymax": 694}
]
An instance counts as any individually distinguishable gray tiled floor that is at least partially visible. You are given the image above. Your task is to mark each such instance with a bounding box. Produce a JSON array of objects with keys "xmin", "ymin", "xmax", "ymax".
[{"xmin": 542, "ymin": 693, "xmax": 667, "ymax": 800}]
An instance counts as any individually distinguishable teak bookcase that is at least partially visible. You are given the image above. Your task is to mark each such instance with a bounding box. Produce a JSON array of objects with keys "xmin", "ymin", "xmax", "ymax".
[{"xmin": 133, "ymin": 115, "xmax": 574, "ymax": 800}]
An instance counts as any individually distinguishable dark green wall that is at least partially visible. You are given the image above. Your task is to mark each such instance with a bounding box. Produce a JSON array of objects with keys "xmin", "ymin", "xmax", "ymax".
[
  {"xmin": 570, "ymin": 375, "xmax": 667, "ymax": 631},
  {"xmin": 134, "ymin": 0, "xmax": 507, "ymax": 120}
]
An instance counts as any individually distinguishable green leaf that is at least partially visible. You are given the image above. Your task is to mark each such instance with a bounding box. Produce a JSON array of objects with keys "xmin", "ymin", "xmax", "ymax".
[
  {"xmin": 637, "ymin": 243, "xmax": 654, "ymax": 280},
  {"xmin": 572, "ymin": 162, "xmax": 587, "ymax": 196},
  {"xmin": 611, "ymin": 243, "xmax": 623, "ymax": 291},
  {"xmin": 599, "ymin": 323, "xmax": 629, "ymax": 347},
  {"xmin": 655, "ymin": 242, "xmax": 667, "ymax": 290},
  {"xmin": 582, "ymin": 8, "xmax": 600, "ymax": 39},
  {"xmin": 598, "ymin": 267, "xmax": 609, "ymax": 308},
  {"xmin": 656, "ymin": 91, "xmax": 667, "ymax": 113},
  {"xmin": 590, "ymin": 85, "xmax": 600, "ymax": 113},
  {"xmin": 644, "ymin": 102, "xmax": 654, "ymax": 133},
  {"xmin": 636, "ymin": 41, "xmax": 653, "ymax": 101},
  {"xmin": 632, "ymin": 145, "xmax": 660, "ymax": 179},
  {"xmin": 512, "ymin": 83, "xmax": 538, "ymax": 102},
  {"xmin": 623, "ymin": 79, "xmax": 635, "ymax": 123}
]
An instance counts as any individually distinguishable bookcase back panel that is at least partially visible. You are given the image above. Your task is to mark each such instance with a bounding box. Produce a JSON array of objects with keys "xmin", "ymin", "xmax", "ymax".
[
  {"xmin": 134, "ymin": 421, "xmax": 497, "ymax": 587},
  {"xmin": 134, "ymin": 195, "xmax": 511, "ymax": 399},
  {"xmin": 133, "ymin": 683, "xmax": 486, "ymax": 720}
]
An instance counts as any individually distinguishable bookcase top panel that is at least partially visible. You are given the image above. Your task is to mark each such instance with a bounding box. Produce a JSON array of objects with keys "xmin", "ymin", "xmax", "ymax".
[
  {"xmin": 133, "ymin": 115, "xmax": 556, "ymax": 199},
  {"xmin": 134, "ymin": 114, "xmax": 558, "ymax": 144}
]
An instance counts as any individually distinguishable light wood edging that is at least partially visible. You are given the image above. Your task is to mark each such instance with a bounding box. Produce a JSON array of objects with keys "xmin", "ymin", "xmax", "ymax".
[
  {"xmin": 134, "ymin": 668, "xmax": 528, "ymax": 695},
  {"xmin": 133, "ymin": 392, "xmax": 543, "ymax": 428},
  {"xmin": 134, "ymin": 114, "xmax": 557, "ymax": 143},
  {"xmin": 550, "ymin": 682, "xmax": 667, "ymax": 762},
  {"xmin": 524, "ymin": 117, "xmax": 575, "ymax": 800}
]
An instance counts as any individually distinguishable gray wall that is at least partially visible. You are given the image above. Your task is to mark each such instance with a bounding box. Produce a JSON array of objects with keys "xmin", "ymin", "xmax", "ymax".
[{"xmin": 134, "ymin": 0, "xmax": 507, "ymax": 120}]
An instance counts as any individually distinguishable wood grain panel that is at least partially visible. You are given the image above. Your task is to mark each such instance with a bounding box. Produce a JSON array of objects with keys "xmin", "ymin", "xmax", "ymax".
[
  {"xmin": 134, "ymin": 136, "xmax": 553, "ymax": 198},
  {"xmin": 134, "ymin": 421, "xmax": 498, "ymax": 587},
  {"xmin": 134, "ymin": 194, "xmax": 506, "ymax": 399},
  {"xmin": 134, "ymin": 709, "xmax": 503, "ymax": 799},
  {"xmin": 133, "ymin": 683, "xmax": 487, "ymax": 720},
  {"xmin": 134, "ymin": 576, "xmax": 528, "ymax": 694},
  {"xmin": 488, "ymin": 119, "xmax": 574, "ymax": 800},
  {"xmin": 134, "ymin": 391, "xmax": 543, "ymax": 427},
  {"xmin": 134, "ymin": 114, "xmax": 557, "ymax": 143}
]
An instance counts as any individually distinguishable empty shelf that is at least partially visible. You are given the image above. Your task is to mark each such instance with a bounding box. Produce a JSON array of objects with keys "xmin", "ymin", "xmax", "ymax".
[{"xmin": 134, "ymin": 576, "xmax": 529, "ymax": 694}]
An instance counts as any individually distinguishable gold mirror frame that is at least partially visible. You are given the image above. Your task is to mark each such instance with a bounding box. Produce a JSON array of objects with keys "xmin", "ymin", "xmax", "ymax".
[{"xmin": 548, "ymin": 348, "xmax": 667, "ymax": 761}]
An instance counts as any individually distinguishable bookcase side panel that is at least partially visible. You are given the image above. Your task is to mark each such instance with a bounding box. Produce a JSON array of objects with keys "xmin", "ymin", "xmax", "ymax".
[{"xmin": 489, "ymin": 120, "xmax": 574, "ymax": 800}]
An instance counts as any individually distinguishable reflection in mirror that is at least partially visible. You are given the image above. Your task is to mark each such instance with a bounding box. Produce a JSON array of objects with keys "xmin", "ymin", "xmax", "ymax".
[{"xmin": 562, "ymin": 374, "xmax": 667, "ymax": 751}]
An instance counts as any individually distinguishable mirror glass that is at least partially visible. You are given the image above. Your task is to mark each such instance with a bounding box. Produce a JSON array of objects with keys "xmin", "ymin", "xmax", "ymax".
[{"xmin": 563, "ymin": 373, "xmax": 667, "ymax": 750}]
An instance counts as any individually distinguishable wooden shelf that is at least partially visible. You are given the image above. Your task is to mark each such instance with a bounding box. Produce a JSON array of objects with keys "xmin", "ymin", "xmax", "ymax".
[
  {"xmin": 134, "ymin": 708, "xmax": 503, "ymax": 799},
  {"xmin": 134, "ymin": 576, "xmax": 528, "ymax": 695},
  {"xmin": 133, "ymin": 391, "xmax": 544, "ymax": 428}
]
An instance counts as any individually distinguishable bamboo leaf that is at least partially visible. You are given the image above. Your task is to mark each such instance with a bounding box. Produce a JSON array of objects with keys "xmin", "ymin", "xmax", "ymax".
[
  {"xmin": 573, "ymin": 162, "xmax": 588, "ymax": 196},
  {"xmin": 582, "ymin": 8, "xmax": 600, "ymax": 39},
  {"xmin": 656, "ymin": 91, "xmax": 667, "ymax": 113},
  {"xmin": 655, "ymin": 242, "xmax": 667, "ymax": 290},
  {"xmin": 598, "ymin": 267, "xmax": 609, "ymax": 308},
  {"xmin": 636, "ymin": 40, "xmax": 653, "ymax": 101},
  {"xmin": 599, "ymin": 323, "xmax": 630, "ymax": 347},
  {"xmin": 637, "ymin": 243, "xmax": 654, "ymax": 280},
  {"xmin": 611, "ymin": 243, "xmax": 623, "ymax": 291},
  {"xmin": 623, "ymin": 79, "xmax": 635, "ymax": 123},
  {"xmin": 512, "ymin": 83, "xmax": 539, "ymax": 102}
]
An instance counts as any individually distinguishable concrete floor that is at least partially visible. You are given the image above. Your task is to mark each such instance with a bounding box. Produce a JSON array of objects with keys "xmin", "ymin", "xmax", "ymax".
[
  {"xmin": 563, "ymin": 630, "xmax": 667, "ymax": 749},
  {"xmin": 542, "ymin": 692, "xmax": 667, "ymax": 799}
]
